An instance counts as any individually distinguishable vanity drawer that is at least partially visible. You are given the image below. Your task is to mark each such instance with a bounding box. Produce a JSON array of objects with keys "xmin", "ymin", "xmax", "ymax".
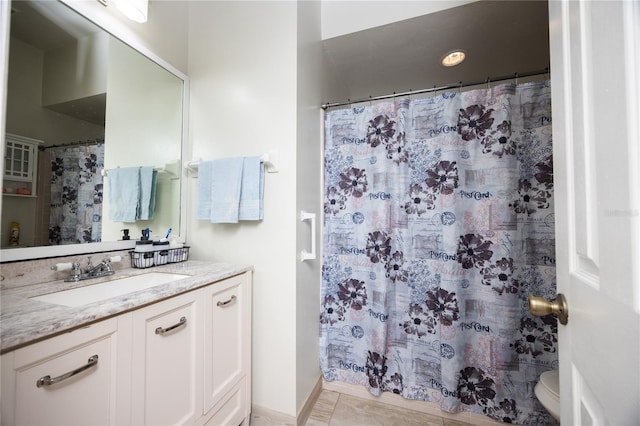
[
  {"xmin": 202, "ymin": 380, "xmax": 247, "ymax": 426},
  {"xmin": 1, "ymin": 318, "xmax": 119, "ymax": 425}
]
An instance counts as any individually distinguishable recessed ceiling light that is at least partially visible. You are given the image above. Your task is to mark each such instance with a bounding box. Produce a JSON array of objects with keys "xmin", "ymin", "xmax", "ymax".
[{"xmin": 441, "ymin": 50, "xmax": 466, "ymax": 67}]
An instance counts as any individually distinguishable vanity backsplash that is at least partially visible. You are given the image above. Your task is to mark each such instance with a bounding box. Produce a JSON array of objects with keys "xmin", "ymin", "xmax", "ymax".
[{"xmin": 0, "ymin": 250, "xmax": 132, "ymax": 290}]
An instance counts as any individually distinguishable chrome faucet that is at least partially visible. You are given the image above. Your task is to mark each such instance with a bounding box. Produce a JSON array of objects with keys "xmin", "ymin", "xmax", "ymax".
[
  {"xmin": 83, "ymin": 257, "xmax": 116, "ymax": 279},
  {"xmin": 53, "ymin": 256, "xmax": 119, "ymax": 282}
]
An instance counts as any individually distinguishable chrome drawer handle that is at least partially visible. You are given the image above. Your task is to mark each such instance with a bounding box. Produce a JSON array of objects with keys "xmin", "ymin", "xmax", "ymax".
[
  {"xmin": 36, "ymin": 355, "xmax": 99, "ymax": 388},
  {"xmin": 216, "ymin": 295, "xmax": 237, "ymax": 307},
  {"xmin": 155, "ymin": 316, "xmax": 187, "ymax": 335}
]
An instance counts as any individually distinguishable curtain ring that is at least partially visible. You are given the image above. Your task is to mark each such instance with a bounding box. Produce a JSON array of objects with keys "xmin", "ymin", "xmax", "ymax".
[
  {"xmin": 459, "ymin": 81, "xmax": 463, "ymax": 93},
  {"xmin": 514, "ymin": 72, "xmax": 519, "ymax": 86},
  {"xmin": 486, "ymin": 77, "xmax": 491, "ymax": 90},
  {"xmin": 369, "ymin": 95, "xmax": 373, "ymax": 107}
]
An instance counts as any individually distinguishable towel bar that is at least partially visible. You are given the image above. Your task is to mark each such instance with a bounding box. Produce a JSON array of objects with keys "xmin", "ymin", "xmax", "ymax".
[
  {"xmin": 101, "ymin": 166, "xmax": 178, "ymax": 180},
  {"xmin": 185, "ymin": 150, "xmax": 279, "ymax": 174}
]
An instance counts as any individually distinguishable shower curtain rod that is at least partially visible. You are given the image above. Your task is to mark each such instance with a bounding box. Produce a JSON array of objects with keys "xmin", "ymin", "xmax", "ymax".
[
  {"xmin": 320, "ymin": 67, "xmax": 550, "ymax": 110},
  {"xmin": 39, "ymin": 138, "xmax": 104, "ymax": 151}
]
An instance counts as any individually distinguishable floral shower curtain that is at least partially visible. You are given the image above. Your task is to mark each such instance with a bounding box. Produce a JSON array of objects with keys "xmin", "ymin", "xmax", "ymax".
[
  {"xmin": 49, "ymin": 143, "xmax": 104, "ymax": 245},
  {"xmin": 321, "ymin": 80, "xmax": 556, "ymax": 425}
]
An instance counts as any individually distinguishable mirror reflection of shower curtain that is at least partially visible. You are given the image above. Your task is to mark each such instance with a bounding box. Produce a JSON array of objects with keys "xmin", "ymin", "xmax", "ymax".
[
  {"xmin": 321, "ymin": 81, "xmax": 556, "ymax": 425},
  {"xmin": 48, "ymin": 143, "xmax": 104, "ymax": 245}
]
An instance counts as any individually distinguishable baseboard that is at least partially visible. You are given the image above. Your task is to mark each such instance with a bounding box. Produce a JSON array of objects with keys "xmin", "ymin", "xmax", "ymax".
[
  {"xmin": 297, "ymin": 376, "xmax": 323, "ymax": 426},
  {"xmin": 322, "ymin": 379, "xmax": 503, "ymax": 426},
  {"xmin": 249, "ymin": 376, "xmax": 323, "ymax": 426}
]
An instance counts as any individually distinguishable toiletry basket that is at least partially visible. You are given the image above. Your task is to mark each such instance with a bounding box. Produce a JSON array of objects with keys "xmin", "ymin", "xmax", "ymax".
[{"xmin": 130, "ymin": 246, "xmax": 190, "ymax": 269}]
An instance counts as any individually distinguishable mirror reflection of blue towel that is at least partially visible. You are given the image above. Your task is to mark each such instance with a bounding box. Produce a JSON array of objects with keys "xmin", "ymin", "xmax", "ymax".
[
  {"xmin": 108, "ymin": 167, "xmax": 140, "ymax": 222},
  {"xmin": 108, "ymin": 167, "xmax": 157, "ymax": 222},
  {"xmin": 138, "ymin": 167, "xmax": 157, "ymax": 220}
]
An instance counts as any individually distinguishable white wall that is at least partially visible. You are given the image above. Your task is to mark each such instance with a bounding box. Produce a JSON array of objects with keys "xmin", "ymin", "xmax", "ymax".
[
  {"xmin": 295, "ymin": 0, "xmax": 323, "ymax": 413},
  {"xmin": 187, "ymin": 1, "xmax": 300, "ymax": 416},
  {"xmin": 321, "ymin": 0, "xmax": 477, "ymax": 39}
]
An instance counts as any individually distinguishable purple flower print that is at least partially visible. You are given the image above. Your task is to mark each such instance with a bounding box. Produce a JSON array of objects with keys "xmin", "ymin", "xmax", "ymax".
[
  {"xmin": 511, "ymin": 179, "xmax": 551, "ymax": 215},
  {"xmin": 337, "ymin": 278, "xmax": 367, "ymax": 310},
  {"xmin": 458, "ymin": 104, "xmax": 495, "ymax": 141},
  {"xmin": 366, "ymin": 114, "xmax": 396, "ymax": 147},
  {"xmin": 457, "ymin": 234, "xmax": 494, "ymax": 269},
  {"xmin": 93, "ymin": 183, "xmax": 103, "ymax": 204},
  {"xmin": 482, "ymin": 120, "xmax": 516, "ymax": 157},
  {"xmin": 400, "ymin": 303, "xmax": 437, "ymax": 337},
  {"xmin": 425, "ymin": 161, "xmax": 459, "ymax": 195},
  {"xmin": 51, "ymin": 158, "xmax": 64, "ymax": 180},
  {"xmin": 457, "ymin": 366, "xmax": 496, "ymax": 406},
  {"xmin": 404, "ymin": 184, "xmax": 436, "ymax": 216},
  {"xmin": 320, "ymin": 294, "xmax": 346, "ymax": 325},
  {"xmin": 511, "ymin": 316, "xmax": 557, "ymax": 358},
  {"xmin": 49, "ymin": 225, "xmax": 61, "ymax": 245},
  {"xmin": 385, "ymin": 250, "xmax": 408, "ymax": 283},
  {"xmin": 324, "ymin": 187, "xmax": 347, "ymax": 215},
  {"xmin": 366, "ymin": 231, "xmax": 391, "ymax": 263},
  {"xmin": 386, "ymin": 132, "xmax": 408, "ymax": 165},
  {"xmin": 382, "ymin": 372, "xmax": 404, "ymax": 395},
  {"xmin": 484, "ymin": 399, "xmax": 522, "ymax": 424},
  {"xmin": 366, "ymin": 351, "xmax": 388, "ymax": 389},
  {"xmin": 480, "ymin": 257, "xmax": 519, "ymax": 295},
  {"xmin": 534, "ymin": 154, "xmax": 554, "ymax": 189},
  {"xmin": 425, "ymin": 288, "xmax": 460, "ymax": 326},
  {"xmin": 338, "ymin": 167, "xmax": 368, "ymax": 198}
]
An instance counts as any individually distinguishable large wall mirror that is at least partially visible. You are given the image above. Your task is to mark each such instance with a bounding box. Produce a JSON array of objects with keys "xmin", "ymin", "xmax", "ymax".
[{"xmin": 1, "ymin": 0, "xmax": 187, "ymax": 262}]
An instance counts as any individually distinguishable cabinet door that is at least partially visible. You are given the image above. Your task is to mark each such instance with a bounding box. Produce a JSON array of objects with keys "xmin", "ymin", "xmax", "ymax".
[
  {"xmin": 203, "ymin": 272, "xmax": 251, "ymax": 415},
  {"xmin": 2, "ymin": 318, "xmax": 119, "ymax": 426},
  {"xmin": 131, "ymin": 291, "xmax": 202, "ymax": 426}
]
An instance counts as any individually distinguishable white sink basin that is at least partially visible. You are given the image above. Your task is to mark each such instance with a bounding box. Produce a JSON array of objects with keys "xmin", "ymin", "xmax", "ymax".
[{"xmin": 31, "ymin": 272, "xmax": 191, "ymax": 307}]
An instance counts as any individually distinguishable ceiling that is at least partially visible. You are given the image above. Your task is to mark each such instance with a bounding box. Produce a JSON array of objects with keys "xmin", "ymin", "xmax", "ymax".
[{"xmin": 322, "ymin": 0, "xmax": 550, "ymax": 104}]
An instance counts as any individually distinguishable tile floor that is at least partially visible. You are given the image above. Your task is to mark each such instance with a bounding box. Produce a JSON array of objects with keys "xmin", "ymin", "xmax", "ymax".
[
  {"xmin": 305, "ymin": 390, "xmax": 475, "ymax": 426},
  {"xmin": 249, "ymin": 390, "xmax": 480, "ymax": 426}
]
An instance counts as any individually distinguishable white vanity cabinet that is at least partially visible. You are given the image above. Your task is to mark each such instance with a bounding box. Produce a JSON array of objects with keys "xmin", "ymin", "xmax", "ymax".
[
  {"xmin": 129, "ymin": 290, "xmax": 202, "ymax": 426},
  {"xmin": 1, "ymin": 270, "xmax": 252, "ymax": 426},
  {"xmin": 202, "ymin": 272, "xmax": 252, "ymax": 425},
  {"xmin": 0, "ymin": 318, "xmax": 120, "ymax": 425}
]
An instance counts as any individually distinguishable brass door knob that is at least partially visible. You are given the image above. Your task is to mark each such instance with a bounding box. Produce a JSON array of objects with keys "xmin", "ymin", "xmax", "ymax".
[{"xmin": 528, "ymin": 293, "xmax": 568, "ymax": 325}]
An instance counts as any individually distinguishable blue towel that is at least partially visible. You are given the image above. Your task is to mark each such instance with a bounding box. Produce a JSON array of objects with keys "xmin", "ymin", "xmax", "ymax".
[
  {"xmin": 197, "ymin": 161, "xmax": 214, "ymax": 220},
  {"xmin": 148, "ymin": 170, "xmax": 158, "ymax": 218},
  {"xmin": 138, "ymin": 167, "xmax": 157, "ymax": 220},
  {"xmin": 239, "ymin": 156, "xmax": 264, "ymax": 221},
  {"xmin": 108, "ymin": 167, "xmax": 140, "ymax": 222},
  {"xmin": 210, "ymin": 157, "xmax": 244, "ymax": 223}
]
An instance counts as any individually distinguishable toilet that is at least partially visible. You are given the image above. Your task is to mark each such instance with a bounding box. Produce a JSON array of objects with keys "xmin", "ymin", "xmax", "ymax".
[{"xmin": 535, "ymin": 369, "xmax": 561, "ymax": 423}]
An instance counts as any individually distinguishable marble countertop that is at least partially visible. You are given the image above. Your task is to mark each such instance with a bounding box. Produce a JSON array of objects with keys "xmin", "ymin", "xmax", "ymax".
[{"xmin": 0, "ymin": 261, "xmax": 252, "ymax": 354}]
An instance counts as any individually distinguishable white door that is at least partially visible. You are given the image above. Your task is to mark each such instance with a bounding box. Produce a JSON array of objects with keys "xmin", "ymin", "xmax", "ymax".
[{"xmin": 549, "ymin": 1, "xmax": 640, "ymax": 425}]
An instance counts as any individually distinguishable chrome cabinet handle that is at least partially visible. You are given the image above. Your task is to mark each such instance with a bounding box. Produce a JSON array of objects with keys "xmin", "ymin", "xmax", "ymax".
[
  {"xmin": 216, "ymin": 295, "xmax": 237, "ymax": 307},
  {"xmin": 36, "ymin": 355, "xmax": 99, "ymax": 388},
  {"xmin": 155, "ymin": 316, "xmax": 187, "ymax": 335}
]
